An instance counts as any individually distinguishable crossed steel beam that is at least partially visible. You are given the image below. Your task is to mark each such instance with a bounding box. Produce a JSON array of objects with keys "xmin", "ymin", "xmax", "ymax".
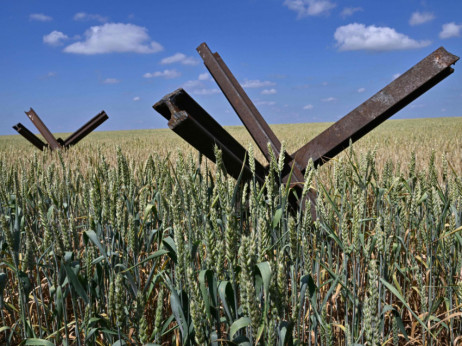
[
  {"xmin": 13, "ymin": 108, "xmax": 108, "ymax": 151},
  {"xmin": 155, "ymin": 44, "xmax": 458, "ymax": 209}
]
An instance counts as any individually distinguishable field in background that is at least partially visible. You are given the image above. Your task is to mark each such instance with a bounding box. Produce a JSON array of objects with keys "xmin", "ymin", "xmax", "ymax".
[
  {"xmin": 0, "ymin": 116, "xmax": 461, "ymax": 345},
  {"xmin": 2, "ymin": 117, "xmax": 462, "ymax": 172}
]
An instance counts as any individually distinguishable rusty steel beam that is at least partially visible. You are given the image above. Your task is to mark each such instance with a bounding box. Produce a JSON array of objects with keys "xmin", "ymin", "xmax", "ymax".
[
  {"xmin": 197, "ymin": 45, "xmax": 281, "ymax": 159},
  {"xmin": 63, "ymin": 111, "xmax": 108, "ymax": 147},
  {"xmin": 154, "ymin": 88, "xmax": 267, "ymax": 184},
  {"xmin": 12, "ymin": 123, "xmax": 47, "ymax": 151},
  {"xmin": 291, "ymin": 47, "xmax": 459, "ymax": 171},
  {"xmin": 197, "ymin": 42, "xmax": 306, "ymax": 185},
  {"xmin": 197, "ymin": 43, "xmax": 317, "ymax": 211},
  {"xmin": 25, "ymin": 108, "xmax": 61, "ymax": 150}
]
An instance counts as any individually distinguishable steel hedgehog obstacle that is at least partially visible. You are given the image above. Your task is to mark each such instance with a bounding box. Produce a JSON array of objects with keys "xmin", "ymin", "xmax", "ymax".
[
  {"xmin": 154, "ymin": 43, "xmax": 459, "ymax": 210},
  {"xmin": 13, "ymin": 108, "xmax": 108, "ymax": 151}
]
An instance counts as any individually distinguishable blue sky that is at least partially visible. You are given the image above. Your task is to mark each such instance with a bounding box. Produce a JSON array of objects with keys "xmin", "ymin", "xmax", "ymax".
[{"xmin": 1, "ymin": 0, "xmax": 461, "ymax": 135}]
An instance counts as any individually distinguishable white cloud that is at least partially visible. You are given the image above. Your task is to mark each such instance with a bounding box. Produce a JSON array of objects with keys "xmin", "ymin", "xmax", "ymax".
[
  {"xmin": 198, "ymin": 73, "xmax": 211, "ymax": 81},
  {"xmin": 409, "ymin": 12, "xmax": 435, "ymax": 26},
  {"xmin": 284, "ymin": 0, "xmax": 336, "ymax": 18},
  {"xmin": 183, "ymin": 80, "xmax": 202, "ymax": 88},
  {"xmin": 357, "ymin": 87, "xmax": 365, "ymax": 93},
  {"xmin": 242, "ymin": 79, "xmax": 276, "ymax": 88},
  {"xmin": 340, "ymin": 7, "xmax": 362, "ymax": 18},
  {"xmin": 334, "ymin": 23, "xmax": 431, "ymax": 51},
  {"xmin": 43, "ymin": 31, "xmax": 69, "ymax": 46},
  {"xmin": 182, "ymin": 75, "xmax": 220, "ymax": 96},
  {"xmin": 191, "ymin": 88, "xmax": 220, "ymax": 95},
  {"xmin": 439, "ymin": 22, "xmax": 462, "ymax": 39},
  {"xmin": 322, "ymin": 97, "xmax": 336, "ymax": 102},
  {"xmin": 143, "ymin": 69, "xmax": 181, "ymax": 79},
  {"xmin": 261, "ymin": 88, "xmax": 277, "ymax": 95},
  {"xmin": 64, "ymin": 23, "xmax": 163, "ymax": 54},
  {"xmin": 303, "ymin": 104, "xmax": 314, "ymax": 110},
  {"xmin": 30, "ymin": 13, "xmax": 53, "ymax": 22},
  {"xmin": 255, "ymin": 101, "xmax": 276, "ymax": 106},
  {"xmin": 181, "ymin": 77, "xmax": 219, "ymax": 95},
  {"xmin": 74, "ymin": 12, "xmax": 108, "ymax": 23},
  {"xmin": 39, "ymin": 72, "xmax": 57, "ymax": 80},
  {"xmin": 392, "ymin": 73, "xmax": 401, "ymax": 80},
  {"xmin": 133, "ymin": 96, "xmax": 141, "ymax": 101},
  {"xmin": 103, "ymin": 78, "xmax": 120, "ymax": 84},
  {"xmin": 161, "ymin": 53, "xmax": 199, "ymax": 66}
]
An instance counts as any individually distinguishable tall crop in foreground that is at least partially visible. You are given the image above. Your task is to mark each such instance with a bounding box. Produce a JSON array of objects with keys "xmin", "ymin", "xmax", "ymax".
[{"xmin": 0, "ymin": 144, "xmax": 461, "ymax": 345}]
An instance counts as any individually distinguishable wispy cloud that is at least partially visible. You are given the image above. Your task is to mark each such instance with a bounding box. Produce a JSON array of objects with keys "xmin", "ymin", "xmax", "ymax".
[
  {"xmin": 334, "ymin": 23, "xmax": 431, "ymax": 51},
  {"xmin": 198, "ymin": 73, "xmax": 211, "ymax": 81},
  {"xmin": 409, "ymin": 11, "xmax": 435, "ymax": 26},
  {"xmin": 161, "ymin": 53, "xmax": 199, "ymax": 66},
  {"xmin": 133, "ymin": 96, "xmax": 141, "ymax": 101},
  {"xmin": 340, "ymin": 7, "xmax": 362, "ymax": 18},
  {"xmin": 284, "ymin": 0, "xmax": 336, "ymax": 18},
  {"xmin": 357, "ymin": 87, "xmax": 365, "ymax": 93},
  {"xmin": 143, "ymin": 69, "xmax": 181, "ymax": 79},
  {"xmin": 322, "ymin": 97, "xmax": 336, "ymax": 102},
  {"xmin": 261, "ymin": 88, "xmax": 277, "ymax": 95},
  {"xmin": 64, "ymin": 23, "xmax": 163, "ymax": 54},
  {"xmin": 439, "ymin": 22, "xmax": 462, "ymax": 39},
  {"xmin": 43, "ymin": 31, "xmax": 69, "ymax": 46},
  {"xmin": 191, "ymin": 88, "xmax": 220, "ymax": 95},
  {"xmin": 392, "ymin": 73, "xmax": 401, "ymax": 80},
  {"xmin": 182, "ymin": 77, "xmax": 220, "ymax": 96},
  {"xmin": 303, "ymin": 104, "xmax": 314, "ymax": 110},
  {"xmin": 73, "ymin": 12, "xmax": 108, "ymax": 23},
  {"xmin": 102, "ymin": 78, "xmax": 120, "ymax": 84},
  {"xmin": 241, "ymin": 79, "xmax": 276, "ymax": 88},
  {"xmin": 255, "ymin": 100, "xmax": 276, "ymax": 106},
  {"xmin": 183, "ymin": 80, "xmax": 202, "ymax": 88},
  {"xmin": 39, "ymin": 72, "xmax": 57, "ymax": 80},
  {"xmin": 30, "ymin": 13, "xmax": 53, "ymax": 22}
]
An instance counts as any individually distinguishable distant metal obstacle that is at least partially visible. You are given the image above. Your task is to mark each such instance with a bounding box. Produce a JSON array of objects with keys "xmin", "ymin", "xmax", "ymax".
[
  {"xmin": 154, "ymin": 44, "xmax": 459, "ymax": 210},
  {"xmin": 13, "ymin": 108, "xmax": 108, "ymax": 151}
]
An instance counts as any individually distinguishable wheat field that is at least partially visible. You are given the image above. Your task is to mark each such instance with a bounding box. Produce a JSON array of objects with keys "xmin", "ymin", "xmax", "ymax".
[{"xmin": 0, "ymin": 117, "xmax": 461, "ymax": 345}]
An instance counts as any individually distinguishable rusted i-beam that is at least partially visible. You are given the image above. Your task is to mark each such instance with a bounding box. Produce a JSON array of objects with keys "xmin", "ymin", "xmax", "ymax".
[
  {"xmin": 154, "ymin": 88, "xmax": 267, "ymax": 184},
  {"xmin": 63, "ymin": 111, "xmax": 108, "ymax": 147},
  {"xmin": 15, "ymin": 108, "xmax": 109, "ymax": 151},
  {"xmin": 12, "ymin": 123, "xmax": 47, "ymax": 151},
  {"xmin": 197, "ymin": 43, "xmax": 281, "ymax": 161},
  {"xmin": 290, "ymin": 47, "xmax": 459, "ymax": 173},
  {"xmin": 25, "ymin": 108, "xmax": 61, "ymax": 150},
  {"xmin": 196, "ymin": 42, "xmax": 306, "ymax": 185}
]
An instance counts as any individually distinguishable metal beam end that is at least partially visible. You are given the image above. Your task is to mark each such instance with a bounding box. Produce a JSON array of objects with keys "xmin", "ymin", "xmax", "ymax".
[
  {"xmin": 435, "ymin": 47, "xmax": 460, "ymax": 67},
  {"xmin": 196, "ymin": 42, "xmax": 208, "ymax": 52}
]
